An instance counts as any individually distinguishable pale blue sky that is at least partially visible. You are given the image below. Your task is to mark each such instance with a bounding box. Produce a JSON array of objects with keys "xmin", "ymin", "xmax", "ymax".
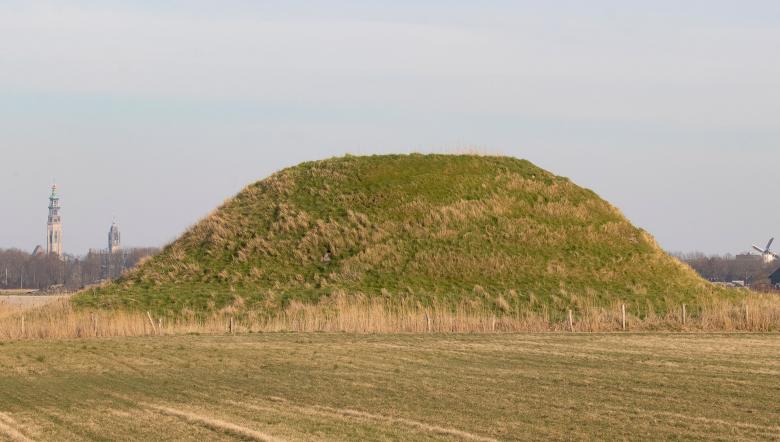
[{"xmin": 1, "ymin": 1, "xmax": 779, "ymax": 255}]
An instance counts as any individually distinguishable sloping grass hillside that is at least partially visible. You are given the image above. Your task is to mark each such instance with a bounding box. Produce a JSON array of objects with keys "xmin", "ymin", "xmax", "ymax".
[{"xmin": 74, "ymin": 154, "xmax": 717, "ymax": 314}]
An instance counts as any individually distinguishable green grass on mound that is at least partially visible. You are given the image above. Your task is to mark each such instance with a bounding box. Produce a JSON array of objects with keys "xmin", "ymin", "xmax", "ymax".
[{"xmin": 74, "ymin": 154, "xmax": 719, "ymax": 314}]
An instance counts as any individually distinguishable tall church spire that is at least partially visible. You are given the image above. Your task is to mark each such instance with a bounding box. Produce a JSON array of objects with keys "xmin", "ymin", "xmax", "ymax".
[{"xmin": 46, "ymin": 184, "xmax": 63, "ymax": 257}]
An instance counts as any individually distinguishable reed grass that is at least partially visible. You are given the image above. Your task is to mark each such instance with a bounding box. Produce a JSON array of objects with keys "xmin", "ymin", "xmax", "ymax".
[{"xmin": 2, "ymin": 294, "xmax": 779, "ymax": 340}]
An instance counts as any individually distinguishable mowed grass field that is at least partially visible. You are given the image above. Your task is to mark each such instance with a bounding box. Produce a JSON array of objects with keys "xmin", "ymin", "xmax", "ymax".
[{"xmin": 0, "ymin": 334, "xmax": 777, "ymax": 441}]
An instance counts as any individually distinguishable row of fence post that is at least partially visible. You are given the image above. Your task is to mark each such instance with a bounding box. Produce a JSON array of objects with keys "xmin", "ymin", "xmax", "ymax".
[
  {"xmin": 7, "ymin": 301, "xmax": 762, "ymax": 337},
  {"xmin": 567, "ymin": 303, "xmax": 692, "ymax": 332},
  {"xmin": 219, "ymin": 304, "xmax": 702, "ymax": 334},
  {"xmin": 128, "ymin": 302, "xmax": 759, "ymax": 335}
]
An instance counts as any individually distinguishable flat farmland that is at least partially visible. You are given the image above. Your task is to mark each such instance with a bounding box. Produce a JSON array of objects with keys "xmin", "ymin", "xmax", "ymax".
[{"xmin": 0, "ymin": 333, "xmax": 777, "ymax": 441}]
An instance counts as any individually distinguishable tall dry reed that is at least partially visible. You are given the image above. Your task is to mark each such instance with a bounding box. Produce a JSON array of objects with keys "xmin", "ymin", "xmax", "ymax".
[{"xmin": 1, "ymin": 294, "xmax": 779, "ymax": 340}]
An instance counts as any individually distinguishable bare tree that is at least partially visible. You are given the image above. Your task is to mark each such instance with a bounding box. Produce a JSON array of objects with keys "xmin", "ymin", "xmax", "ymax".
[
  {"xmin": 0, "ymin": 247, "xmax": 159, "ymax": 291},
  {"xmin": 674, "ymin": 252, "xmax": 774, "ymax": 285}
]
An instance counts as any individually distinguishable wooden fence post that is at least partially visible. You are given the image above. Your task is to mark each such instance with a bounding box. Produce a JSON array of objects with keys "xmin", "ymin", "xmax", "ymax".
[
  {"xmin": 745, "ymin": 304, "xmax": 749, "ymax": 328},
  {"xmin": 21, "ymin": 315, "xmax": 25, "ymax": 338},
  {"xmin": 424, "ymin": 311, "xmax": 431, "ymax": 333},
  {"xmin": 568, "ymin": 309, "xmax": 574, "ymax": 332},
  {"xmin": 146, "ymin": 311, "xmax": 157, "ymax": 335},
  {"xmin": 621, "ymin": 304, "xmax": 626, "ymax": 331},
  {"xmin": 681, "ymin": 304, "xmax": 686, "ymax": 326},
  {"xmin": 229, "ymin": 317, "xmax": 234, "ymax": 335}
]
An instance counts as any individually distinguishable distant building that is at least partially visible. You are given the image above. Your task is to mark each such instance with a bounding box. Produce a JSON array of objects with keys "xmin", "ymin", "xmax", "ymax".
[
  {"xmin": 736, "ymin": 253, "xmax": 762, "ymax": 262},
  {"xmin": 770, "ymin": 267, "xmax": 780, "ymax": 287},
  {"xmin": 31, "ymin": 245, "xmax": 45, "ymax": 256},
  {"xmin": 108, "ymin": 221, "xmax": 121, "ymax": 253},
  {"xmin": 46, "ymin": 184, "xmax": 63, "ymax": 257}
]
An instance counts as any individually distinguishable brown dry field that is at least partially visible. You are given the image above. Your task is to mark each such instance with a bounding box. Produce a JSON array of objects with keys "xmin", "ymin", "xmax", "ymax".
[
  {"xmin": 0, "ymin": 291, "xmax": 39, "ymax": 297},
  {"xmin": 0, "ymin": 295, "xmax": 69, "ymax": 309},
  {"xmin": 0, "ymin": 333, "xmax": 777, "ymax": 441},
  {"xmin": 0, "ymin": 296, "xmax": 71, "ymax": 322}
]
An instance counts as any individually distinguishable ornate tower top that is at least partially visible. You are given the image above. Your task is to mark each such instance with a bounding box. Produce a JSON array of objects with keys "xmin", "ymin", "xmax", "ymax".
[
  {"xmin": 108, "ymin": 220, "xmax": 121, "ymax": 254},
  {"xmin": 49, "ymin": 184, "xmax": 59, "ymax": 208}
]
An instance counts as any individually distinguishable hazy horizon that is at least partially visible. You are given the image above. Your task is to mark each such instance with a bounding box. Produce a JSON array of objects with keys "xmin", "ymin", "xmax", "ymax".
[{"xmin": 2, "ymin": 1, "xmax": 779, "ymax": 255}]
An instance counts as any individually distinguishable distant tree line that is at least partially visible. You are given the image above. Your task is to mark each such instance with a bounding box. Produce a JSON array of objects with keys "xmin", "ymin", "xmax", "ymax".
[
  {"xmin": 0, "ymin": 247, "xmax": 159, "ymax": 291},
  {"xmin": 674, "ymin": 252, "xmax": 778, "ymax": 285}
]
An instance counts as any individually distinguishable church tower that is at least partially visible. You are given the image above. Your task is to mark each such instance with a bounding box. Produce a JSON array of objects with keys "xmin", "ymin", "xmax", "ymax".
[
  {"xmin": 46, "ymin": 184, "xmax": 63, "ymax": 257},
  {"xmin": 108, "ymin": 221, "xmax": 121, "ymax": 253}
]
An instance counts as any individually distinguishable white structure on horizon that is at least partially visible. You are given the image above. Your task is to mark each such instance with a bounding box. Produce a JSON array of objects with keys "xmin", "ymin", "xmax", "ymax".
[
  {"xmin": 752, "ymin": 237, "xmax": 778, "ymax": 264},
  {"xmin": 46, "ymin": 184, "xmax": 63, "ymax": 257},
  {"xmin": 108, "ymin": 221, "xmax": 121, "ymax": 254}
]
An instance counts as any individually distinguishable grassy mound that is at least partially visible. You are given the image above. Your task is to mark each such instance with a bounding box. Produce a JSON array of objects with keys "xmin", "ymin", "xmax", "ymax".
[{"xmin": 74, "ymin": 154, "xmax": 717, "ymax": 314}]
